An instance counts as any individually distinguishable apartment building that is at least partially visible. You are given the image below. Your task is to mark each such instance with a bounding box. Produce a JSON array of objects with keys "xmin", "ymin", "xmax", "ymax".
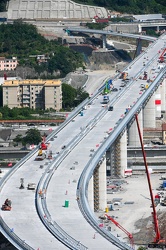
[
  {"xmin": 0, "ymin": 57, "xmax": 18, "ymax": 71},
  {"xmin": 2, "ymin": 79, "xmax": 62, "ymax": 111}
]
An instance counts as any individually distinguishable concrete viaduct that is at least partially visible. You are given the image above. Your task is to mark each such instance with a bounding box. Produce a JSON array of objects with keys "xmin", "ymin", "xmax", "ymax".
[
  {"xmin": 0, "ymin": 30, "xmax": 166, "ymax": 249},
  {"xmin": 0, "ymin": 1, "xmax": 166, "ymax": 249}
]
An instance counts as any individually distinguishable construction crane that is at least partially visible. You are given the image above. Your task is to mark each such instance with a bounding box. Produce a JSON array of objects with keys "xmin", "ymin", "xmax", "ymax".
[
  {"xmin": 135, "ymin": 113, "xmax": 166, "ymax": 248},
  {"xmin": 159, "ymin": 48, "xmax": 166, "ymax": 63},
  {"xmin": 105, "ymin": 214, "xmax": 134, "ymax": 249}
]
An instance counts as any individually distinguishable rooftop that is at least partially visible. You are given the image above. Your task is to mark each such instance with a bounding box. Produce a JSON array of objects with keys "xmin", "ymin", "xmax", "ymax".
[{"xmin": 2, "ymin": 79, "xmax": 61, "ymax": 86}]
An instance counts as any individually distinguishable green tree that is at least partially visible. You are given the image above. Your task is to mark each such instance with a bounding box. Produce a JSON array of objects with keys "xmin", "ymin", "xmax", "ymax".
[
  {"xmin": 137, "ymin": 247, "xmax": 147, "ymax": 250},
  {"xmin": 13, "ymin": 134, "xmax": 23, "ymax": 143},
  {"xmin": 0, "ymin": 0, "xmax": 8, "ymax": 12},
  {"xmin": 74, "ymin": 87, "xmax": 89, "ymax": 106},
  {"xmin": 23, "ymin": 128, "xmax": 41, "ymax": 145},
  {"xmin": 62, "ymin": 83, "xmax": 77, "ymax": 110},
  {"xmin": 0, "ymin": 86, "xmax": 2, "ymax": 107}
]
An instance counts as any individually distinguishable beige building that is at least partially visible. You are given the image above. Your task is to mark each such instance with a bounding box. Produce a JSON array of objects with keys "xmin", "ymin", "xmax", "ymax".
[
  {"xmin": 0, "ymin": 57, "xmax": 18, "ymax": 71},
  {"xmin": 2, "ymin": 79, "xmax": 62, "ymax": 111},
  {"xmin": 162, "ymin": 123, "xmax": 166, "ymax": 144}
]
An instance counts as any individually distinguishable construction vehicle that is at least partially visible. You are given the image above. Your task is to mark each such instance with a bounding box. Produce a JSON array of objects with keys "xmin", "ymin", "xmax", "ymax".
[
  {"xmin": 143, "ymin": 71, "xmax": 148, "ymax": 80},
  {"xmin": 105, "ymin": 214, "xmax": 134, "ymax": 249},
  {"xmin": 135, "ymin": 113, "xmax": 166, "ymax": 248},
  {"xmin": 46, "ymin": 150, "xmax": 52, "ymax": 159},
  {"xmin": 120, "ymin": 72, "xmax": 128, "ymax": 80},
  {"xmin": 1, "ymin": 199, "xmax": 12, "ymax": 211},
  {"xmin": 27, "ymin": 183, "xmax": 36, "ymax": 190},
  {"xmin": 159, "ymin": 48, "xmax": 166, "ymax": 63},
  {"xmin": 35, "ymin": 149, "xmax": 46, "ymax": 161},
  {"xmin": 102, "ymin": 95, "xmax": 110, "ymax": 104}
]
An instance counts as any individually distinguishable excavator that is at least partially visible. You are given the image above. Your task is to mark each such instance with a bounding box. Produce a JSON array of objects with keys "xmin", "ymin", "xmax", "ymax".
[{"xmin": 135, "ymin": 113, "xmax": 166, "ymax": 248}]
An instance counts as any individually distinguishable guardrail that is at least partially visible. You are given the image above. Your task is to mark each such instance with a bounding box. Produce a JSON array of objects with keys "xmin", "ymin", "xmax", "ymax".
[
  {"xmin": 0, "ymin": 34, "xmax": 164, "ymax": 249},
  {"xmin": 76, "ymin": 66, "xmax": 166, "ymax": 250}
]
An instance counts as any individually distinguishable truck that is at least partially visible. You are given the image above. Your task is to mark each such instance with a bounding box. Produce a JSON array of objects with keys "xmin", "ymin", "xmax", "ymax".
[
  {"xmin": 102, "ymin": 95, "xmax": 110, "ymax": 104},
  {"xmin": 92, "ymin": 16, "xmax": 109, "ymax": 23}
]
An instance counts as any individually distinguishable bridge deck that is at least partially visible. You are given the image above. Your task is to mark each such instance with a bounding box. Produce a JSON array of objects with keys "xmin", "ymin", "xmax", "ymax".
[{"xmin": 0, "ymin": 33, "xmax": 166, "ymax": 249}]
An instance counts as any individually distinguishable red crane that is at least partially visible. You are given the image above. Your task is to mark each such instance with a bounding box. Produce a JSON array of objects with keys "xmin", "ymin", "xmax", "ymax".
[
  {"xmin": 105, "ymin": 214, "xmax": 134, "ymax": 249},
  {"xmin": 135, "ymin": 113, "xmax": 166, "ymax": 248},
  {"xmin": 159, "ymin": 48, "xmax": 166, "ymax": 63}
]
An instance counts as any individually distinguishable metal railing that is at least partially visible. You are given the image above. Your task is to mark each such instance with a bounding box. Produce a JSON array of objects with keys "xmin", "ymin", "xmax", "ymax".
[
  {"xmin": 76, "ymin": 66, "xmax": 166, "ymax": 250},
  {"xmin": 0, "ymin": 34, "xmax": 165, "ymax": 249}
]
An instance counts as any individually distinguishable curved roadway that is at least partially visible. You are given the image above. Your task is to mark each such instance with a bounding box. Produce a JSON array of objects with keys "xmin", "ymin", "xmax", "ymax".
[{"xmin": 0, "ymin": 33, "xmax": 166, "ymax": 250}]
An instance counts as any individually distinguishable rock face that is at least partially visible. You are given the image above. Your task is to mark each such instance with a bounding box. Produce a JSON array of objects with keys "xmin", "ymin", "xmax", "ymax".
[
  {"xmin": 7, "ymin": 0, "xmax": 108, "ymax": 20},
  {"xmin": 89, "ymin": 49, "xmax": 131, "ymax": 70}
]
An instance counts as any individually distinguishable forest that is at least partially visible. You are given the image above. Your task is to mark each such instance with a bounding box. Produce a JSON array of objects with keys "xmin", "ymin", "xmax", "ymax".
[
  {"xmin": 0, "ymin": 21, "xmax": 84, "ymax": 77},
  {"xmin": 0, "ymin": 0, "xmax": 166, "ymax": 14}
]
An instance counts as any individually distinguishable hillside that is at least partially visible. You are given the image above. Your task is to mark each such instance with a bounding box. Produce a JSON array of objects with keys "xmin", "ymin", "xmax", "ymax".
[{"xmin": 0, "ymin": 0, "xmax": 166, "ymax": 14}]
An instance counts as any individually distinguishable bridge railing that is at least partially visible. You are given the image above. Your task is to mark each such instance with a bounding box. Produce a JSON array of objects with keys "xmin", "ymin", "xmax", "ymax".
[
  {"xmin": 0, "ymin": 33, "xmax": 165, "ymax": 249},
  {"xmin": 0, "ymin": 217, "xmax": 34, "ymax": 250},
  {"xmin": 76, "ymin": 66, "xmax": 166, "ymax": 250}
]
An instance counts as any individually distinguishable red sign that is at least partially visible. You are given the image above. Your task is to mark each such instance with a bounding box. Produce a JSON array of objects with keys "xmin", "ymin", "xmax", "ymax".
[{"xmin": 155, "ymin": 100, "xmax": 161, "ymax": 105}]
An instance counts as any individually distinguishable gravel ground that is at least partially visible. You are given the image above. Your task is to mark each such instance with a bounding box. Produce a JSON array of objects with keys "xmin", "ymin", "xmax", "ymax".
[{"xmin": 96, "ymin": 173, "xmax": 166, "ymax": 249}]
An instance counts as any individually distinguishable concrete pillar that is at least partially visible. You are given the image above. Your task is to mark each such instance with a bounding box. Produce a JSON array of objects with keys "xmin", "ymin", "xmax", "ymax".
[
  {"xmin": 98, "ymin": 158, "xmax": 107, "ymax": 211},
  {"xmin": 156, "ymin": 26, "xmax": 159, "ymax": 33},
  {"xmin": 155, "ymin": 86, "xmax": 161, "ymax": 118},
  {"xmin": 128, "ymin": 110, "xmax": 143, "ymax": 147},
  {"xmin": 88, "ymin": 176, "xmax": 94, "ymax": 212},
  {"xmin": 102, "ymin": 34, "xmax": 107, "ymax": 49},
  {"xmin": 161, "ymin": 79, "xmax": 166, "ymax": 112},
  {"xmin": 138, "ymin": 24, "xmax": 142, "ymax": 33},
  {"xmin": 143, "ymin": 93, "xmax": 156, "ymax": 128},
  {"xmin": 119, "ymin": 130, "xmax": 127, "ymax": 177}
]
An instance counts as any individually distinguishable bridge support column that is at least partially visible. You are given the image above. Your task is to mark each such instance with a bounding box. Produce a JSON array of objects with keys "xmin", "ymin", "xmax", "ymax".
[
  {"xmin": 108, "ymin": 130, "xmax": 127, "ymax": 177},
  {"xmin": 93, "ymin": 157, "xmax": 107, "ymax": 212},
  {"xmin": 155, "ymin": 87, "xmax": 161, "ymax": 118},
  {"xmin": 156, "ymin": 26, "xmax": 159, "ymax": 33},
  {"xmin": 98, "ymin": 158, "xmax": 107, "ymax": 211},
  {"xmin": 128, "ymin": 110, "xmax": 143, "ymax": 147},
  {"xmin": 138, "ymin": 24, "xmax": 142, "ymax": 33},
  {"xmin": 102, "ymin": 34, "xmax": 107, "ymax": 49},
  {"xmin": 143, "ymin": 93, "xmax": 156, "ymax": 128},
  {"xmin": 88, "ymin": 176, "xmax": 94, "ymax": 211},
  {"xmin": 119, "ymin": 130, "xmax": 127, "ymax": 177},
  {"xmin": 161, "ymin": 79, "xmax": 166, "ymax": 112}
]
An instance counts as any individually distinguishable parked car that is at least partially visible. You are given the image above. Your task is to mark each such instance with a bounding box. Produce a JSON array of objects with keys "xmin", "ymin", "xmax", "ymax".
[{"xmin": 112, "ymin": 88, "xmax": 118, "ymax": 92}]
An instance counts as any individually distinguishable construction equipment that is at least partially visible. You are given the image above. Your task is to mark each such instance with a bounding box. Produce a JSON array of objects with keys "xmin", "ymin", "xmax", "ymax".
[
  {"xmin": 135, "ymin": 113, "xmax": 166, "ymax": 248},
  {"xmin": 27, "ymin": 183, "xmax": 36, "ymax": 190},
  {"xmin": 159, "ymin": 48, "xmax": 166, "ymax": 63},
  {"xmin": 105, "ymin": 214, "xmax": 134, "ymax": 249},
  {"xmin": 35, "ymin": 149, "xmax": 46, "ymax": 161},
  {"xmin": 143, "ymin": 71, "xmax": 148, "ymax": 80},
  {"xmin": 1, "ymin": 199, "xmax": 12, "ymax": 211},
  {"xmin": 120, "ymin": 72, "xmax": 128, "ymax": 80},
  {"xmin": 40, "ymin": 135, "xmax": 47, "ymax": 150}
]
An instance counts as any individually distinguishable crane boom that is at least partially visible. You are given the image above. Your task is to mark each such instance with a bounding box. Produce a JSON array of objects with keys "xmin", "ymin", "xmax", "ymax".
[
  {"xmin": 105, "ymin": 214, "xmax": 134, "ymax": 249},
  {"xmin": 135, "ymin": 113, "xmax": 166, "ymax": 247}
]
